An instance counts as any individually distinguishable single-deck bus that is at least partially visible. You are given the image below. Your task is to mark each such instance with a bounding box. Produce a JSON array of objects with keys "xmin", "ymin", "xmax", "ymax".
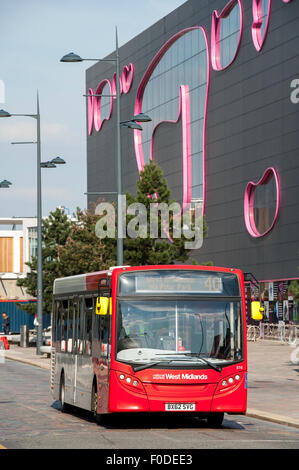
[{"xmin": 51, "ymin": 265, "xmax": 248, "ymax": 426}]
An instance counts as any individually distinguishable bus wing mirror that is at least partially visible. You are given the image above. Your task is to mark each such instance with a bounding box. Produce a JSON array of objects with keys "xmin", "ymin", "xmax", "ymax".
[
  {"xmin": 96, "ymin": 297, "xmax": 109, "ymax": 315},
  {"xmin": 251, "ymin": 301, "xmax": 264, "ymax": 321}
]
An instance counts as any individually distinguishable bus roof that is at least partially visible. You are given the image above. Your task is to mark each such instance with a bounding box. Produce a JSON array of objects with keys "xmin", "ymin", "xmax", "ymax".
[
  {"xmin": 53, "ymin": 265, "xmax": 242, "ymax": 296},
  {"xmin": 53, "ymin": 271, "xmax": 108, "ymax": 295}
]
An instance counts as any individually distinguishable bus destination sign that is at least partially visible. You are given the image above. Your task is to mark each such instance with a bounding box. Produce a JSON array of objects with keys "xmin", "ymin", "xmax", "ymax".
[{"xmin": 135, "ymin": 272, "xmax": 223, "ymax": 294}]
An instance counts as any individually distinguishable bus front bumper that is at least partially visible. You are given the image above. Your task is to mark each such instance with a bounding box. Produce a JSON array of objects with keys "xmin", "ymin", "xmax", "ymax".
[{"xmin": 108, "ymin": 370, "xmax": 247, "ymax": 414}]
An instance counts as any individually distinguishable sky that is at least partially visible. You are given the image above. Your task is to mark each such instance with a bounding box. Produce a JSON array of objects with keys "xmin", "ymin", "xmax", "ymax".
[{"xmin": 0, "ymin": 0, "xmax": 186, "ymax": 219}]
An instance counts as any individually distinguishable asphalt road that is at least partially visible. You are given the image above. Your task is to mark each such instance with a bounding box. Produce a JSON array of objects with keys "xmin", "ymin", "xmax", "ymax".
[{"xmin": 1, "ymin": 359, "xmax": 299, "ymax": 450}]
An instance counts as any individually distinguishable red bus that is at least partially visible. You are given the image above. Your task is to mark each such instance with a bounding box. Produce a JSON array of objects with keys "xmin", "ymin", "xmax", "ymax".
[{"xmin": 51, "ymin": 265, "xmax": 247, "ymax": 426}]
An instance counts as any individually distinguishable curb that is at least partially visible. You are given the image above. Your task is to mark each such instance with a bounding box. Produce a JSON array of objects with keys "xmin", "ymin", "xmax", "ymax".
[
  {"xmin": 246, "ymin": 408, "xmax": 299, "ymax": 430},
  {"xmin": 4, "ymin": 354, "xmax": 50, "ymax": 371}
]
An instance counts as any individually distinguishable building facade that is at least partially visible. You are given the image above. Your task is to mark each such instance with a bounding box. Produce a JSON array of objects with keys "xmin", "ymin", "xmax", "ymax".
[
  {"xmin": 0, "ymin": 217, "xmax": 40, "ymax": 333},
  {"xmin": 86, "ymin": 0, "xmax": 299, "ymax": 323},
  {"xmin": 0, "ymin": 217, "xmax": 37, "ymax": 300}
]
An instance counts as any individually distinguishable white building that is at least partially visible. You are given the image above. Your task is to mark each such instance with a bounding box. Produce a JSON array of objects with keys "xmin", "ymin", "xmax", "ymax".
[{"xmin": 0, "ymin": 217, "xmax": 37, "ymax": 300}]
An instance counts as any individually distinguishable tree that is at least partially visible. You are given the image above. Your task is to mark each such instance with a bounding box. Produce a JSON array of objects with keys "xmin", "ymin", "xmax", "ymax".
[
  {"xmin": 289, "ymin": 280, "xmax": 299, "ymax": 303},
  {"xmin": 17, "ymin": 207, "xmax": 72, "ymax": 315},
  {"xmin": 17, "ymin": 206, "xmax": 117, "ymax": 316},
  {"xmin": 17, "ymin": 163, "xmax": 210, "ymax": 317},
  {"xmin": 57, "ymin": 206, "xmax": 116, "ymax": 277},
  {"xmin": 123, "ymin": 161, "xmax": 208, "ymax": 266}
]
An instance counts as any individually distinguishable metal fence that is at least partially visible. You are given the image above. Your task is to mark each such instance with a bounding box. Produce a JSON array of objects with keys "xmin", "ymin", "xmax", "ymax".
[{"xmin": 247, "ymin": 323, "xmax": 299, "ymax": 344}]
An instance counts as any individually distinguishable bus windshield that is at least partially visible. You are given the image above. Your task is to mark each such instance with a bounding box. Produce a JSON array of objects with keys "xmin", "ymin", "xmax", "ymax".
[{"xmin": 116, "ymin": 299, "xmax": 243, "ymax": 367}]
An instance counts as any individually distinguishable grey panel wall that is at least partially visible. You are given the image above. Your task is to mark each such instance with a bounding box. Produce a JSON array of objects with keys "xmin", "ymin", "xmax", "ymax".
[{"xmin": 86, "ymin": 0, "xmax": 299, "ymax": 281}]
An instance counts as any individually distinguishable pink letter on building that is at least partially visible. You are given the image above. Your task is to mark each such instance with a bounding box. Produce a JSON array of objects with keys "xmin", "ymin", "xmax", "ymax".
[
  {"xmin": 252, "ymin": 0, "xmax": 272, "ymax": 52},
  {"xmin": 211, "ymin": 0, "xmax": 243, "ymax": 71},
  {"xmin": 134, "ymin": 27, "xmax": 210, "ymax": 214},
  {"xmin": 244, "ymin": 167, "xmax": 280, "ymax": 238}
]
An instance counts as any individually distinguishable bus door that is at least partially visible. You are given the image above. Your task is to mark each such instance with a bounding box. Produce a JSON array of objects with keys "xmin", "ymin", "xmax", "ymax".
[
  {"xmin": 63, "ymin": 298, "xmax": 75, "ymax": 402},
  {"xmin": 97, "ymin": 307, "xmax": 111, "ymax": 414},
  {"xmin": 74, "ymin": 296, "xmax": 92, "ymax": 408}
]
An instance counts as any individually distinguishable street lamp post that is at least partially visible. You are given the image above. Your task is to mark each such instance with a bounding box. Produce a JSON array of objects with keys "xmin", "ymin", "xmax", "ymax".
[
  {"xmin": 60, "ymin": 28, "xmax": 151, "ymax": 266},
  {"xmin": 0, "ymin": 96, "xmax": 66, "ymax": 354},
  {"xmin": 0, "ymin": 96, "xmax": 43, "ymax": 353}
]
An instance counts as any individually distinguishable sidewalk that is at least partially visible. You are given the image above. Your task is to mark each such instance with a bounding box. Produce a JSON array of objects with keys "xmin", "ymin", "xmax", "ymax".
[
  {"xmin": 246, "ymin": 340, "xmax": 299, "ymax": 428},
  {"xmin": 4, "ymin": 344, "xmax": 51, "ymax": 370},
  {"xmin": 3, "ymin": 340, "xmax": 299, "ymax": 428}
]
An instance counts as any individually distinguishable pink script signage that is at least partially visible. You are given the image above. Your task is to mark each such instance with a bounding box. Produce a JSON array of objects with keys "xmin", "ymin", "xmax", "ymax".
[
  {"xmin": 88, "ymin": 0, "xmax": 292, "ymax": 237},
  {"xmin": 88, "ymin": 63, "xmax": 134, "ymax": 136}
]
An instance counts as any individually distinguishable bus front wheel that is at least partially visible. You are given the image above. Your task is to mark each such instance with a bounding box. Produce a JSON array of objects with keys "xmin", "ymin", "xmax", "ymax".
[
  {"xmin": 91, "ymin": 381, "xmax": 109, "ymax": 426},
  {"xmin": 207, "ymin": 412, "xmax": 224, "ymax": 427},
  {"xmin": 91, "ymin": 381, "xmax": 98, "ymax": 420}
]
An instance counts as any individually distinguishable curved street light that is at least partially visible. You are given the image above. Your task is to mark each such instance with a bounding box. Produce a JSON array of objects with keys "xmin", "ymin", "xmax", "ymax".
[
  {"xmin": 0, "ymin": 180, "xmax": 12, "ymax": 188},
  {"xmin": 41, "ymin": 157, "xmax": 66, "ymax": 168},
  {"xmin": 61, "ymin": 36, "xmax": 151, "ymax": 266},
  {"xmin": 0, "ymin": 97, "xmax": 66, "ymax": 355}
]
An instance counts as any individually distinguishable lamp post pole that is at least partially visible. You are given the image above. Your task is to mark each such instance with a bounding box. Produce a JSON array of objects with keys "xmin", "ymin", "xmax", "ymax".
[
  {"xmin": 60, "ymin": 29, "xmax": 151, "ymax": 267},
  {"xmin": 0, "ymin": 94, "xmax": 43, "ymax": 354},
  {"xmin": 0, "ymin": 96, "xmax": 66, "ymax": 355},
  {"xmin": 115, "ymin": 29, "xmax": 123, "ymax": 266},
  {"xmin": 36, "ymin": 92, "xmax": 43, "ymax": 355}
]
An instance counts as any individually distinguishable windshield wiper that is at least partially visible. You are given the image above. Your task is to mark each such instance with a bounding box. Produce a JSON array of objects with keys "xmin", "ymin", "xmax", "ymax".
[
  {"xmin": 132, "ymin": 359, "xmax": 190, "ymax": 373},
  {"xmin": 191, "ymin": 354, "xmax": 222, "ymax": 373},
  {"xmin": 132, "ymin": 355, "xmax": 222, "ymax": 373},
  {"xmin": 154, "ymin": 352, "xmax": 222, "ymax": 373}
]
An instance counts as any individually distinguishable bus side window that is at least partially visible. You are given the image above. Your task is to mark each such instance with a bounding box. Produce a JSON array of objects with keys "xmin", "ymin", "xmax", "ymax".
[
  {"xmin": 84, "ymin": 297, "xmax": 93, "ymax": 355},
  {"xmin": 68, "ymin": 299, "xmax": 74, "ymax": 354},
  {"xmin": 92, "ymin": 306, "xmax": 100, "ymax": 358},
  {"xmin": 73, "ymin": 299, "xmax": 79, "ymax": 354},
  {"xmin": 100, "ymin": 314, "xmax": 111, "ymax": 359},
  {"xmin": 61, "ymin": 299, "xmax": 68, "ymax": 353},
  {"xmin": 55, "ymin": 301, "xmax": 61, "ymax": 345},
  {"xmin": 76, "ymin": 298, "xmax": 84, "ymax": 354}
]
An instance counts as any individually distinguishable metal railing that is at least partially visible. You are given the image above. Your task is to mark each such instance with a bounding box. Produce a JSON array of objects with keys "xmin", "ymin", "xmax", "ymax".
[{"xmin": 247, "ymin": 323, "xmax": 299, "ymax": 344}]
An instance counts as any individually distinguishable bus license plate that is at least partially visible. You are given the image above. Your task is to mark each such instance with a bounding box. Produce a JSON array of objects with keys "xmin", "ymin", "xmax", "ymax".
[{"xmin": 165, "ymin": 403, "xmax": 196, "ymax": 411}]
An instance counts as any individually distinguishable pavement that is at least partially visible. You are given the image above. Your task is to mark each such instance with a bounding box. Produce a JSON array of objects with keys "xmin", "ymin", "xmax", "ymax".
[{"xmin": 2, "ymin": 339, "xmax": 299, "ymax": 429}]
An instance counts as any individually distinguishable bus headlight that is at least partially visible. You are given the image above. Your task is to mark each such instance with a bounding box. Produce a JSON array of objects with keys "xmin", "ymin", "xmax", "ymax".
[
  {"xmin": 116, "ymin": 371, "xmax": 146, "ymax": 395},
  {"xmin": 215, "ymin": 372, "xmax": 244, "ymax": 395}
]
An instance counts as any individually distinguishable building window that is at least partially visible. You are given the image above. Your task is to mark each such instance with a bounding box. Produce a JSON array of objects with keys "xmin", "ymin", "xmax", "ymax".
[
  {"xmin": 28, "ymin": 227, "xmax": 37, "ymax": 262},
  {"xmin": 138, "ymin": 27, "xmax": 209, "ymax": 206},
  {"xmin": 211, "ymin": 0, "xmax": 243, "ymax": 71},
  {"xmin": 244, "ymin": 167, "xmax": 280, "ymax": 238},
  {"xmin": 252, "ymin": 172, "xmax": 277, "ymax": 235},
  {"xmin": 252, "ymin": 0, "xmax": 272, "ymax": 52}
]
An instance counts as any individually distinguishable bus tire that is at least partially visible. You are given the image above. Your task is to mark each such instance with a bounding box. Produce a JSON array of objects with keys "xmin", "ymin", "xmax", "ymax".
[
  {"xmin": 59, "ymin": 372, "xmax": 70, "ymax": 413},
  {"xmin": 91, "ymin": 380, "xmax": 99, "ymax": 420},
  {"xmin": 207, "ymin": 412, "xmax": 224, "ymax": 427},
  {"xmin": 91, "ymin": 380, "xmax": 109, "ymax": 426}
]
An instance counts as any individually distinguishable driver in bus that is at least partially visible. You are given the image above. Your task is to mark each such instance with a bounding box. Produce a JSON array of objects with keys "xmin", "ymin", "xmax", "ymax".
[{"xmin": 118, "ymin": 308, "xmax": 152, "ymax": 350}]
